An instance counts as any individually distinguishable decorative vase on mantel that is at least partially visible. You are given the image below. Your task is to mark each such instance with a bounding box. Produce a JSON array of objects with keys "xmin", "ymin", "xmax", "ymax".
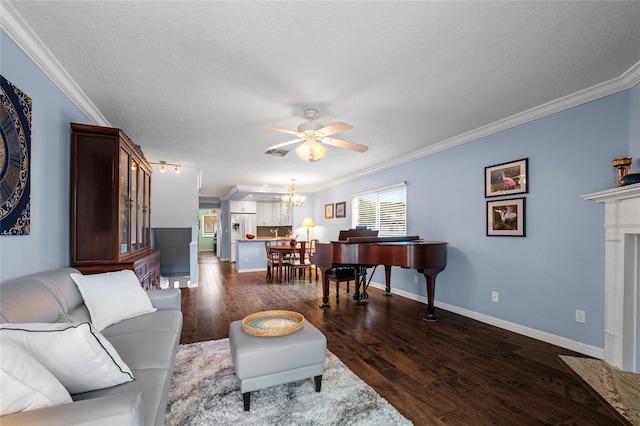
[{"xmin": 613, "ymin": 158, "xmax": 632, "ymax": 187}]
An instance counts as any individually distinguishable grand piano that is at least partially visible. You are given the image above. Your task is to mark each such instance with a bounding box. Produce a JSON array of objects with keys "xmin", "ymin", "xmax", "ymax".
[{"xmin": 310, "ymin": 229, "xmax": 448, "ymax": 321}]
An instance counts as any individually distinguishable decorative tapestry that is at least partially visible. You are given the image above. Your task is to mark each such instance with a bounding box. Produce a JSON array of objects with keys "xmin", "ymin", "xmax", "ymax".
[{"xmin": 0, "ymin": 75, "xmax": 31, "ymax": 235}]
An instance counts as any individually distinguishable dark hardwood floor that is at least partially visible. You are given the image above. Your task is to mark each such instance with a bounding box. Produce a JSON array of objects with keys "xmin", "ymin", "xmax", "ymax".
[{"xmin": 180, "ymin": 253, "xmax": 623, "ymax": 425}]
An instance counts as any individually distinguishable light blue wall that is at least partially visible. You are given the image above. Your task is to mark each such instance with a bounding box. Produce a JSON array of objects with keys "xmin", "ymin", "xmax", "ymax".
[
  {"xmin": 0, "ymin": 31, "xmax": 90, "ymax": 281},
  {"xmin": 314, "ymin": 90, "xmax": 634, "ymax": 348},
  {"xmin": 219, "ymin": 200, "xmax": 230, "ymax": 261}
]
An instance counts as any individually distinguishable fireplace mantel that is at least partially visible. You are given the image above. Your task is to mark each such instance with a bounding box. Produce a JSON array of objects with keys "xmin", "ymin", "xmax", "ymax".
[{"xmin": 583, "ymin": 183, "xmax": 640, "ymax": 373}]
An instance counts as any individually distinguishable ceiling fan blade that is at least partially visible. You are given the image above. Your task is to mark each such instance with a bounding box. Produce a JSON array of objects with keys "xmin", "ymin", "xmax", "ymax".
[
  {"xmin": 262, "ymin": 125, "xmax": 302, "ymax": 137},
  {"xmin": 322, "ymin": 137, "xmax": 368, "ymax": 153},
  {"xmin": 262, "ymin": 138, "xmax": 302, "ymax": 152},
  {"xmin": 317, "ymin": 122, "xmax": 353, "ymax": 137}
]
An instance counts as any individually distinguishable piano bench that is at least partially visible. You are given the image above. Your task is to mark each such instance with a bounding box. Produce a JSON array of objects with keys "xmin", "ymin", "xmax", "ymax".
[
  {"xmin": 326, "ymin": 267, "xmax": 361, "ymax": 298},
  {"xmin": 228, "ymin": 319, "xmax": 327, "ymax": 411}
]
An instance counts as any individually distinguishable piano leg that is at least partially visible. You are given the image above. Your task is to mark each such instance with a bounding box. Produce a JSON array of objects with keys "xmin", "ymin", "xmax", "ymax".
[
  {"xmin": 320, "ymin": 269, "xmax": 331, "ymax": 309},
  {"xmin": 419, "ymin": 268, "xmax": 443, "ymax": 322},
  {"xmin": 383, "ymin": 266, "xmax": 393, "ymax": 297}
]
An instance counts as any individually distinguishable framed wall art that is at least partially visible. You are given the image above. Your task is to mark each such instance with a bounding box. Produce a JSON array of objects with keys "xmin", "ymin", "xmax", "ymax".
[
  {"xmin": 0, "ymin": 75, "xmax": 31, "ymax": 235},
  {"xmin": 324, "ymin": 203, "xmax": 334, "ymax": 219},
  {"xmin": 335, "ymin": 201, "xmax": 346, "ymax": 218},
  {"xmin": 487, "ymin": 197, "xmax": 525, "ymax": 237},
  {"xmin": 201, "ymin": 214, "xmax": 217, "ymax": 237},
  {"xmin": 485, "ymin": 158, "xmax": 528, "ymax": 198}
]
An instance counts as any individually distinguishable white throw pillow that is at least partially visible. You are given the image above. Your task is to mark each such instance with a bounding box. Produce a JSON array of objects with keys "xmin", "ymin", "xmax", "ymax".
[
  {"xmin": 70, "ymin": 270, "xmax": 156, "ymax": 330},
  {"xmin": 0, "ymin": 338, "xmax": 73, "ymax": 416},
  {"xmin": 0, "ymin": 322, "xmax": 134, "ymax": 394}
]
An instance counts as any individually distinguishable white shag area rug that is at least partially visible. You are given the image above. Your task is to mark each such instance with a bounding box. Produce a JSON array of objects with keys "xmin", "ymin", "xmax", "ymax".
[{"xmin": 165, "ymin": 338, "xmax": 413, "ymax": 425}]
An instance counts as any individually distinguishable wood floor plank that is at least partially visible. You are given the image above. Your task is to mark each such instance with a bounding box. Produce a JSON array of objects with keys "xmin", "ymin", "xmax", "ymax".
[{"xmin": 179, "ymin": 253, "xmax": 626, "ymax": 425}]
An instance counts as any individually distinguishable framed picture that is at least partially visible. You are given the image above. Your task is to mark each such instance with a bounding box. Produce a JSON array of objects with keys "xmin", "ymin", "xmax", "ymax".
[
  {"xmin": 335, "ymin": 201, "xmax": 346, "ymax": 218},
  {"xmin": 201, "ymin": 214, "xmax": 217, "ymax": 237},
  {"xmin": 485, "ymin": 158, "xmax": 528, "ymax": 198},
  {"xmin": 325, "ymin": 203, "xmax": 334, "ymax": 219},
  {"xmin": 487, "ymin": 198, "xmax": 526, "ymax": 237}
]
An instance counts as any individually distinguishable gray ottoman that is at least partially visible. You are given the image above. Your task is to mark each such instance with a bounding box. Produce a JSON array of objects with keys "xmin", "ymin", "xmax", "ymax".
[{"xmin": 229, "ymin": 319, "xmax": 327, "ymax": 411}]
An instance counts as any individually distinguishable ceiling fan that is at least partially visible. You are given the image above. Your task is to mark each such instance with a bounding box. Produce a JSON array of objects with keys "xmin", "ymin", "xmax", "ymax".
[{"xmin": 262, "ymin": 109, "xmax": 368, "ymax": 162}]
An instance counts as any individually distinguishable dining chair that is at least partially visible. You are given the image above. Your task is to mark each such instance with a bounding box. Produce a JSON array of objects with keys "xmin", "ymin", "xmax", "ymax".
[
  {"xmin": 289, "ymin": 241, "xmax": 312, "ymax": 282},
  {"xmin": 265, "ymin": 241, "xmax": 274, "ymax": 282},
  {"xmin": 308, "ymin": 239, "xmax": 319, "ymax": 280},
  {"xmin": 265, "ymin": 241, "xmax": 287, "ymax": 283}
]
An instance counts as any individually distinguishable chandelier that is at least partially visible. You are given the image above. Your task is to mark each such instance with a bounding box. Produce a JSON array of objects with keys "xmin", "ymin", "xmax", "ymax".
[{"xmin": 282, "ymin": 179, "xmax": 305, "ymax": 208}]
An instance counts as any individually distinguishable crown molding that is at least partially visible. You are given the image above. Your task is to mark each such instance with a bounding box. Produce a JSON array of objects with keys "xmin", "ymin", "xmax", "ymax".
[
  {"xmin": 320, "ymin": 60, "xmax": 640, "ymax": 192},
  {"xmin": 0, "ymin": 2, "xmax": 109, "ymax": 126}
]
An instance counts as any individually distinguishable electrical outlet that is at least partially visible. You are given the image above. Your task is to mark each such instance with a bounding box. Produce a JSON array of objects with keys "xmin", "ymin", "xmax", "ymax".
[
  {"xmin": 244, "ymin": 257, "xmax": 249, "ymax": 263},
  {"xmin": 576, "ymin": 310, "xmax": 586, "ymax": 323},
  {"xmin": 414, "ymin": 275, "xmax": 419, "ymax": 284},
  {"xmin": 492, "ymin": 291, "xmax": 499, "ymax": 302}
]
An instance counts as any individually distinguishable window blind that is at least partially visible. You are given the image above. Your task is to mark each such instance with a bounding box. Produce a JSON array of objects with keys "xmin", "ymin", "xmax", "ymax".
[{"xmin": 352, "ymin": 183, "xmax": 406, "ymax": 236}]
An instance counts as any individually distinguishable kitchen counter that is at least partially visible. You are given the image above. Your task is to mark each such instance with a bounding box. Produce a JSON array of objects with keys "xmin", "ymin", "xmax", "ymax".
[{"xmin": 234, "ymin": 238, "xmax": 279, "ymax": 272}]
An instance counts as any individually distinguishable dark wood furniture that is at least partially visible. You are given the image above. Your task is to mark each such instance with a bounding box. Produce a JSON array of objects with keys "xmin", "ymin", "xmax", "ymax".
[
  {"xmin": 311, "ymin": 229, "xmax": 448, "ymax": 320},
  {"xmin": 289, "ymin": 241, "xmax": 312, "ymax": 282},
  {"xmin": 269, "ymin": 245, "xmax": 296, "ymax": 283},
  {"xmin": 71, "ymin": 123, "xmax": 159, "ymax": 289}
]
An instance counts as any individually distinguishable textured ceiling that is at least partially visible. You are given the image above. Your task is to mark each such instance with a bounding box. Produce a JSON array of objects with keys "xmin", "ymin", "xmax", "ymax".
[{"xmin": 5, "ymin": 1, "xmax": 640, "ymax": 201}]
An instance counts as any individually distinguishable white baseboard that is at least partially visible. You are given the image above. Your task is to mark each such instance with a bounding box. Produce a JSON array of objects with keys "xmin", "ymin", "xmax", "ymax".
[
  {"xmin": 236, "ymin": 268, "xmax": 268, "ymax": 273},
  {"xmin": 369, "ymin": 282, "xmax": 604, "ymax": 359}
]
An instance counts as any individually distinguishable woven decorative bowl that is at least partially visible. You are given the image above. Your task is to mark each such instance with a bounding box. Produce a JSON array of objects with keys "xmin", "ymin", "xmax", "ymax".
[{"xmin": 241, "ymin": 310, "xmax": 304, "ymax": 337}]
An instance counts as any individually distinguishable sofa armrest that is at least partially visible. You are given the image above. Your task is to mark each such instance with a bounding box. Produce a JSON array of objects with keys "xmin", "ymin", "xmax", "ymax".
[
  {"xmin": 1, "ymin": 392, "xmax": 144, "ymax": 426},
  {"xmin": 146, "ymin": 288, "xmax": 181, "ymax": 311}
]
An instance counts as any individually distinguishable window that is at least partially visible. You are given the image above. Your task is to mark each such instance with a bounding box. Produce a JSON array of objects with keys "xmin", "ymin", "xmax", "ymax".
[{"xmin": 351, "ymin": 182, "xmax": 406, "ymax": 236}]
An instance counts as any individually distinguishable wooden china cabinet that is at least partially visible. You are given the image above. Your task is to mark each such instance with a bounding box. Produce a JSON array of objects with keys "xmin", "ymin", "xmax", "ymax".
[{"xmin": 70, "ymin": 123, "xmax": 160, "ymax": 289}]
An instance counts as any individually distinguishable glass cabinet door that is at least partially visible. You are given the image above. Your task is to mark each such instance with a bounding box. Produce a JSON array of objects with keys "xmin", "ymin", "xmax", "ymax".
[
  {"xmin": 130, "ymin": 159, "xmax": 139, "ymax": 252},
  {"xmin": 136, "ymin": 167, "xmax": 146, "ymax": 250},
  {"xmin": 119, "ymin": 148, "xmax": 130, "ymax": 255},
  {"xmin": 141, "ymin": 170, "xmax": 151, "ymax": 248}
]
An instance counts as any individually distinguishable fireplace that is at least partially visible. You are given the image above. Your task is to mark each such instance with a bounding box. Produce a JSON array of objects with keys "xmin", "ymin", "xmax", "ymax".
[{"xmin": 583, "ymin": 184, "xmax": 640, "ymax": 373}]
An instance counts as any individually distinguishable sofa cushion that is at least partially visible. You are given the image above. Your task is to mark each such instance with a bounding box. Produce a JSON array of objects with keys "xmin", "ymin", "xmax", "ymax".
[
  {"xmin": 0, "ymin": 277, "xmax": 65, "ymax": 324},
  {"xmin": 0, "ymin": 338, "xmax": 72, "ymax": 415},
  {"xmin": 107, "ymin": 331, "xmax": 180, "ymax": 370},
  {"xmin": 101, "ymin": 310, "xmax": 183, "ymax": 338},
  {"xmin": 0, "ymin": 322, "xmax": 134, "ymax": 394},
  {"xmin": 70, "ymin": 270, "xmax": 156, "ymax": 331}
]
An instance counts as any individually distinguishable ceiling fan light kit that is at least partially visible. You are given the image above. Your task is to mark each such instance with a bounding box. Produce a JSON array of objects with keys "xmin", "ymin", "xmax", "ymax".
[
  {"xmin": 262, "ymin": 109, "xmax": 368, "ymax": 162},
  {"xmin": 296, "ymin": 139, "xmax": 326, "ymax": 162}
]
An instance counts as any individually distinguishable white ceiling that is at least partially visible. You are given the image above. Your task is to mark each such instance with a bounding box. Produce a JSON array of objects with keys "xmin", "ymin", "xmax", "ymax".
[{"xmin": 5, "ymin": 1, "xmax": 640, "ymax": 202}]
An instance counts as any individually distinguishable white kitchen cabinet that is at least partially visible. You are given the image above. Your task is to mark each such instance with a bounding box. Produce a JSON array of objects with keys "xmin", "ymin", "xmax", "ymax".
[
  {"xmin": 230, "ymin": 200, "xmax": 257, "ymax": 213},
  {"xmin": 280, "ymin": 204, "xmax": 291, "ymax": 225},
  {"xmin": 271, "ymin": 203, "xmax": 281, "ymax": 225},
  {"xmin": 257, "ymin": 202, "xmax": 273, "ymax": 225}
]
